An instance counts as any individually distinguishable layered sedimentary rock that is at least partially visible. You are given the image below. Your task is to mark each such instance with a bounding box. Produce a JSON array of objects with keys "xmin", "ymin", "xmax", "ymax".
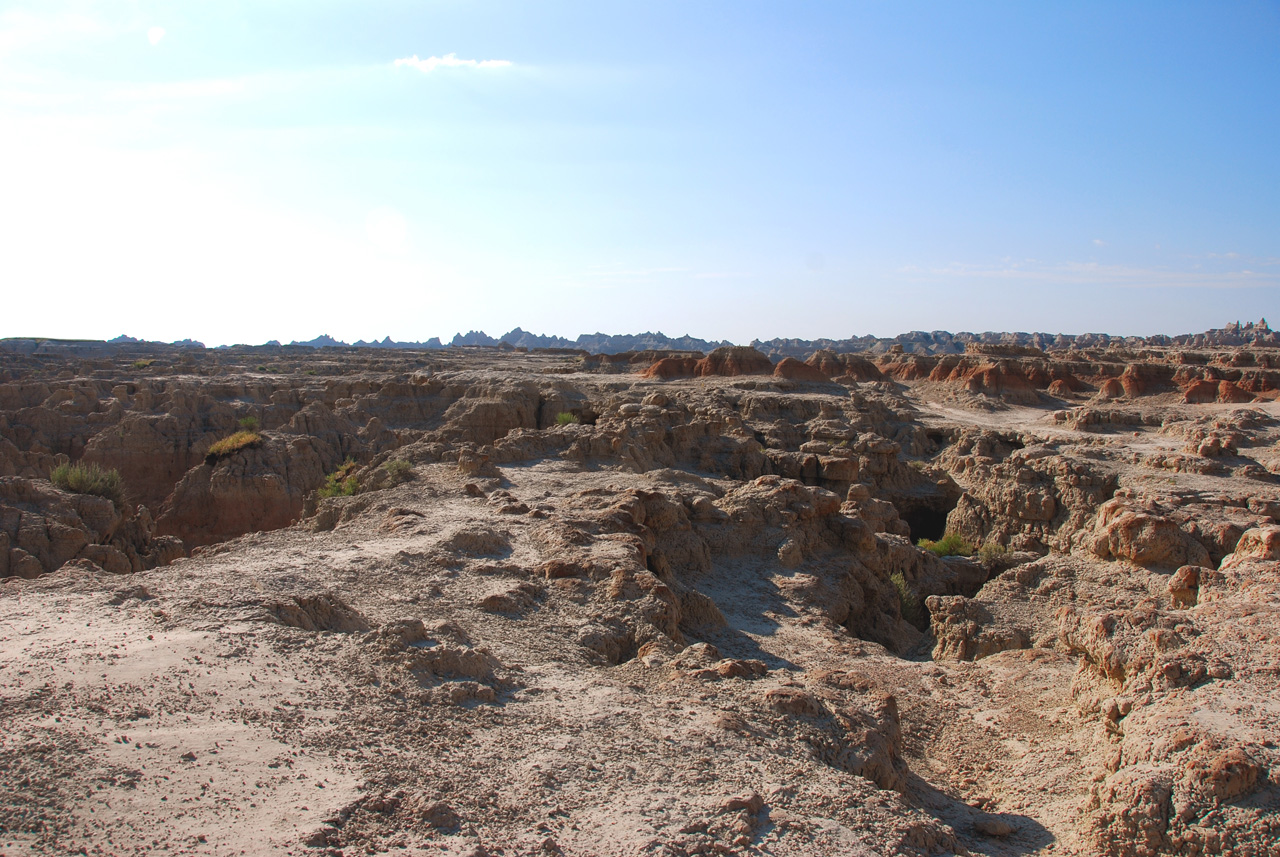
[{"xmin": 1, "ymin": 336, "xmax": 1278, "ymax": 856}]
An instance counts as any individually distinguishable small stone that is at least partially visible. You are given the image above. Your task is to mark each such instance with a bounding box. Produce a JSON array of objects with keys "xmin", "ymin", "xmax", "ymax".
[
  {"xmin": 974, "ymin": 817, "xmax": 1015, "ymax": 837},
  {"xmin": 717, "ymin": 791, "xmax": 764, "ymax": 815}
]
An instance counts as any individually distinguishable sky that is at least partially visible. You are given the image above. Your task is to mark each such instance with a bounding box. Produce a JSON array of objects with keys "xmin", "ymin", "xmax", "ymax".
[{"xmin": 1, "ymin": 0, "xmax": 1277, "ymax": 346}]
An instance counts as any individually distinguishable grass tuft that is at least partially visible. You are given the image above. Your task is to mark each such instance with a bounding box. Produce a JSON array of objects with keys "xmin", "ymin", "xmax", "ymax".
[
  {"xmin": 917, "ymin": 532, "xmax": 975, "ymax": 557},
  {"xmin": 318, "ymin": 458, "xmax": 360, "ymax": 498},
  {"xmin": 555, "ymin": 411, "xmax": 579, "ymax": 426},
  {"xmin": 891, "ymin": 571, "xmax": 924, "ymax": 628},
  {"xmin": 382, "ymin": 459, "xmax": 413, "ymax": 484},
  {"xmin": 978, "ymin": 542, "xmax": 1008, "ymax": 563},
  {"xmin": 50, "ymin": 462, "xmax": 124, "ymax": 504},
  {"xmin": 206, "ymin": 430, "xmax": 262, "ymax": 460},
  {"xmin": 237, "ymin": 415, "xmax": 260, "ymax": 432}
]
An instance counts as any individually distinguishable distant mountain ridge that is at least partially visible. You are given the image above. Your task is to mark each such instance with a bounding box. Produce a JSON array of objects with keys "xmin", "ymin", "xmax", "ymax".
[
  {"xmin": 289, "ymin": 329, "xmax": 731, "ymax": 355},
  {"xmin": 750, "ymin": 318, "xmax": 1274, "ymax": 358},
  {"xmin": 289, "ymin": 334, "xmax": 446, "ymax": 350},
  {"xmin": 2, "ymin": 320, "xmax": 1271, "ymax": 357}
]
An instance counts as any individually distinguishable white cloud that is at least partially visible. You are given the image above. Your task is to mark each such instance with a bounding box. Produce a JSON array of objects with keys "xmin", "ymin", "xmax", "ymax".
[
  {"xmin": 1092, "ymin": 238, "xmax": 1106, "ymax": 246},
  {"xmin": 394, "ymin": 53, "xmax": 512, "ymax": 73},
  {"xmin": 147, "ymin": 26, "xmax": 164, "ymax": 45}
]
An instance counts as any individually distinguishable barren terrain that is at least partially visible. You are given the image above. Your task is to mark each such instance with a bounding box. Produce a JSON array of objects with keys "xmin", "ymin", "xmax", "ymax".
[{"xmin": 2, "ymin": 337, "xmax": 1278, "ymax": 856}]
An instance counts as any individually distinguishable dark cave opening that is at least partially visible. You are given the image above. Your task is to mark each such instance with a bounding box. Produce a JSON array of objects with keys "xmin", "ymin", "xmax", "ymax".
[{"xmin": 898, "ymin": 499, "xmax": 957, "ymax": 542}]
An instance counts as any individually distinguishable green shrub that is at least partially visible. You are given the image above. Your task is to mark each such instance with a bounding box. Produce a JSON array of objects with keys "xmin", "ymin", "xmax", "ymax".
[
  {"xmin": 978, "ymin": 542, "xmax": 1008, "ymax": 563},
  {"xmin": 318, "ymin": 475, "xmax": 358, "ymax": 498},
  {"xmin": 555, "ymin": 411, "xmax": 579, "ymax": 425},
  {"xmin": 318, "ymin": 458, "xmax": 360, "ymax": 498},
  {"xmin": 238, "ymin": 415, "xmax": 260, "ymax": 432},
  {"xmin": 917, "ymin": 532, "xmax": 974, "ymax": 557},
  {"xmin": 50, "ymin": 462, "xmax": 124, "ymax": 504},
  {"xmin": 891, "ymin": 571, "xmax": 924, "ymax": 628},
  {"xmin": 382, "ymin": 459, "xmax": 413, "ymax": 483},
  {"xmin": 206, "ymin": 430, "xmax": 262, "ymax": 460},
  {"xmin": 131, "ymin": 359, "xmax": 154, "ymax": 370}
]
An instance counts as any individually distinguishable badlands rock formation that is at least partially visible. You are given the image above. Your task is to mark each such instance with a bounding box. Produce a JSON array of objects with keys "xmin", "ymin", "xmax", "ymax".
[{"xmin": 1, "ymin": 337, "xmax": 1277, "ymax": 856}]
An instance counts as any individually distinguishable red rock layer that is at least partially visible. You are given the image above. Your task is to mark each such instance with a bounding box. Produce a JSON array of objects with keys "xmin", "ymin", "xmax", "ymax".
[{"xmin": 773, "ymin": 357, "xmax": 830, "ymax": 382}]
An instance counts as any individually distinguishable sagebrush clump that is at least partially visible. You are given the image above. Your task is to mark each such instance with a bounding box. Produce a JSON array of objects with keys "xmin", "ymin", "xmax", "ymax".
[
  {"xmin": 917, "ymin": 532, "xmax": 974, "ymax": 557},
  {"xmin": 382, "ymin": 459, "xmax": 413, "ymax": 483},
  {"xmin": 978, "ymin": 542, "xmax": 1008, "ymax": 563},
  {"xmin": 50, "ymin": 462, "xmax": 124, "ymax": 504}
]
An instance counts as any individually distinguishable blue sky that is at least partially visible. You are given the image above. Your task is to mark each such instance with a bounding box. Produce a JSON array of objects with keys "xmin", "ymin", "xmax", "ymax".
[{"xmin": 2, "ymin": 1, "xmax": 1277, "ymax": 346}]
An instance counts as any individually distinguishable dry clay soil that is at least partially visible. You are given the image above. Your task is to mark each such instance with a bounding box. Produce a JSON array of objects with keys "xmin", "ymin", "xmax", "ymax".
[{"xmin": 2, "ymin": 346, "xmax": 1279, "ymax": 857}]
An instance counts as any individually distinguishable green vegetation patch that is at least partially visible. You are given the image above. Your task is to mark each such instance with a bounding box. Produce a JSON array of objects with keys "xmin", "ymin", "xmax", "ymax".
[
  {"xmin": 555, "ymin": 411, "xmax": 579, "ymax": 426},
  {"xmin": 319, "ymin": 458, "xmax": 360, "ymax": 498},
  {"xmin": 917, "ymin": 532, "xmax": 975, "ymax": 557},
  {"xmin": 890, "ymin": 571, "xmax": 924, "ymax": 629},
  {"xmin": 206, "ymin": 430, "xmax": 262, "ymax": 461},
  {"xmin": 978, "ymin": 542, "xmax": 1008, "ymax": 563},
  {"xmin": 382, "ymin": 459, "xmax": 413, "ymax": 484},
  {"xmin": 50, "ymin": 462, "xmax": 124, "ymax": 504},
  {"xmin": 237, "ymin": 415, "xmax": 260, "ymax": 431}
]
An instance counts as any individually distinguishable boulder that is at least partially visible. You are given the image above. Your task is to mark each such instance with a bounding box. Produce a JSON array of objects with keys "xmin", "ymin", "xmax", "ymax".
[
  {"xmin": 1219, "ymin": 525, "xmax": 1280, "ymax": 570},
  {"xmin": 1092, "ymin": 499, "xmax": 1211, "ymax": 569}
]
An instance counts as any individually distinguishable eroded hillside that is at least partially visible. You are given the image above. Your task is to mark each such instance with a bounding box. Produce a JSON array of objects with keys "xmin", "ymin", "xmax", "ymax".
[{"xmin": 1, "ymin": 341, "xmax": 1277, "ymax": 856}]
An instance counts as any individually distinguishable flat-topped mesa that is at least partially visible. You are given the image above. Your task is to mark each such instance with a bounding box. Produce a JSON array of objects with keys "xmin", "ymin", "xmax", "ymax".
[{"xmin": 963, "ymin": 342, "xmax": 1046, "ymax": 357}]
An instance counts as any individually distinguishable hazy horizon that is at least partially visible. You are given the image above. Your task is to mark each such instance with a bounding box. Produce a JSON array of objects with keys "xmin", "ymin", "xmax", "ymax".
[
  {"xmin": 4, "ymin": 317, "xmax": 1273, "ymax": 352},
  {"xmin": 3, "ymin": 1, "xmax": 1277, "ymax": 346}
]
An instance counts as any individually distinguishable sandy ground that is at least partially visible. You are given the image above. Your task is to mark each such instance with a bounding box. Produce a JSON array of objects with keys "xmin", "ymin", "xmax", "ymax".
[{"xmin": 3, "ymin": 370, "xmax": 1279, "ymax": 856}]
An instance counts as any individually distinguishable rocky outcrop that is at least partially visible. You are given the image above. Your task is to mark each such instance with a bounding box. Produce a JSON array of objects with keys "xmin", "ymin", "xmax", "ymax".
[
  {"xmin": 0, "ymin": 476, "xmax": 181, "ymax": 577},
  {"xmin": 926, "ymin": 594, "xmax": 1030, "ymax": 661},
  {"xmin": 1218, "ymin": 524, "xmax": 1280, "ymax": 569},
  {"xmin": 940, "ymin": 430, "xmax": 1118, "ymax": 552},
  {"xmin": 1064, "ymin": 595, "xmax": 1278, "ymax": 855},
  {"xmin": 695, "ymin": 346, "xmax": 774, "ymax": 377},
  {"xmin": 772, "ymin": 357, "xmax": 830, "ymax": 383},
  {"xmin": 1090, "ymin": 499, "xmax": 1212, "ymax": 570},
  {"xmin": 81, "ymin": 406, "xmax": 238, "ymax": 508},
  {"xmin": 158, "ymin": 434, "xmax": 340, "ymax": 548},
  {"xmin": 804, "ymin": 351, "xmax": 885, "ymax": 383},
  {"xmin": 639, "ymin": 357, "xmax": 701, "ymax": 380}
]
